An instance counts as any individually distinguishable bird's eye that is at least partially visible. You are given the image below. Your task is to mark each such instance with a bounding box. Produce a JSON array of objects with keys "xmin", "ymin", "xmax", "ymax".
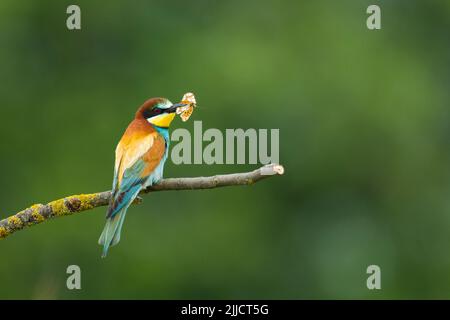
[{"xmin": 143, "ymin": 107, "xmax": 163, "ymax": 119}]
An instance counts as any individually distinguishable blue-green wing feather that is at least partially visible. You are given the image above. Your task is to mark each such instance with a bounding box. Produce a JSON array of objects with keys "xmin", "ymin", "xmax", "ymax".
[
  {"xmin": 99, "ymin": 158, "xmax": 148, "ymax": 257},
  {"xmin": 99, "ymin": 127, "xmax": 171, "ymax": 257}
]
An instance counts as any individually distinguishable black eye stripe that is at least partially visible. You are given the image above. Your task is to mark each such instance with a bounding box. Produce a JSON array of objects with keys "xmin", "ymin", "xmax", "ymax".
[{"xmin": 143, "ymin": 107, "xmax": 163, "ymax": 119}]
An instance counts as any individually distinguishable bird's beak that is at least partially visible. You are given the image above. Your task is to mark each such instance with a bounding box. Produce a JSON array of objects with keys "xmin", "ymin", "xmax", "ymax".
[{"xmin": 167, "ymin": 103, "xmax": 187, "ymax": 113}]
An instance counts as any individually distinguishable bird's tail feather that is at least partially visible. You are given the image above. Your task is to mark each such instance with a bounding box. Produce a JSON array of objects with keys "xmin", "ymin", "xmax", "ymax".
[
  {"xmin": 99, "ymin": 184, "xmax": 142, "ymax": 257},
  {"xmin": 98, "ymin": 206, "xmax": 129, "ymax": 258}
]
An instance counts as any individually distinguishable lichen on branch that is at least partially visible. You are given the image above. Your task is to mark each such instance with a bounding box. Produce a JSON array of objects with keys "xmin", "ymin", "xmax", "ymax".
[{"xmin": 0, "ymin": 164, "xmax": 284, "ymax": 239}]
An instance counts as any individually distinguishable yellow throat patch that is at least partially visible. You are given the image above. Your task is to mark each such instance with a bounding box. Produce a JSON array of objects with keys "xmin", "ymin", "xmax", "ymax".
[{"xmin": 148, "ymin": 112, "xmax": 176, "ymax": 128}]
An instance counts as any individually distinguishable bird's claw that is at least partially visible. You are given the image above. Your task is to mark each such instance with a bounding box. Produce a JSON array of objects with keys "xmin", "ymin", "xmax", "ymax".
[{"xmin": 133, "ymin": 196, "xmax": 143, "ymax": 204}]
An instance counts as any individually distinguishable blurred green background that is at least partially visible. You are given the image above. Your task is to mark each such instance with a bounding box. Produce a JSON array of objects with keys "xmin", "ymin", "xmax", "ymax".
[{"xmin": 0, "ymin": 0, "xmax": 449, "ymax": 299}]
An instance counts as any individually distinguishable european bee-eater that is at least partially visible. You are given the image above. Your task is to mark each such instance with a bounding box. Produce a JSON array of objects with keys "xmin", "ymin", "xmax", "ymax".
[{"xmin": 99, "ymin": 97, "xmax": 188, "ymax": 257}]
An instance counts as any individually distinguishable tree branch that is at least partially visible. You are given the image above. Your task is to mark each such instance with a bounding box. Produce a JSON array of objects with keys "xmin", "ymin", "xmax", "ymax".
[{"xmin": 0, "ymin": 164, "xmax": 284, "ymax": 239}]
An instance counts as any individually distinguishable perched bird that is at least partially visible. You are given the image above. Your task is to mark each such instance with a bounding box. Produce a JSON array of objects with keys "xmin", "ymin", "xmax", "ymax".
[{"xmin": 99, "ymin": 97, "xmax": 187, "ymax": 257}]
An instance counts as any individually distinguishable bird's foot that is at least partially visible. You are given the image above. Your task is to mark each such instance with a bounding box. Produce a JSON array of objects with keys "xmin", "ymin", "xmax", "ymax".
[{"xmin": 133, "ymin": 196, "xmax": 143, "ymax": 204}]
